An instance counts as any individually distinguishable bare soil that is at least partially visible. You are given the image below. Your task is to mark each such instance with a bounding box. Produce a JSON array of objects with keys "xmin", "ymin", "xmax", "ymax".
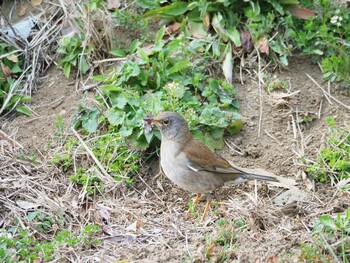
[{"xmin": 1, "ymin": 57, "xmax": 350, "ymax": 262}]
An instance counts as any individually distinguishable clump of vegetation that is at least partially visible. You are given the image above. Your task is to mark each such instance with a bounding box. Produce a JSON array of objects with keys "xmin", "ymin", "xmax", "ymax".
[
  {"xmin": 205, "ymin": 218, "xmax": 245, "ymax": 262},
  {"xmin": 0, "ymin": 225, "xmax": 100, "ymax": 262},
  {"xmin": 84, "ymin": 26, "xmax": 242, "ymax": 150},
  {"xmin": 0, "ymin": 43, "xmax": 31, "ymax": 116},
  {"xmin": 305, "ymin": 117, "xmax": 350, "ymax": 184},
  {"xmin": 299, "ymin": 209, "xmax": 350, "ymax": 262},
  {"xmin": 293, "ymin": 0, "xmax": 350, "ymax": 87}
]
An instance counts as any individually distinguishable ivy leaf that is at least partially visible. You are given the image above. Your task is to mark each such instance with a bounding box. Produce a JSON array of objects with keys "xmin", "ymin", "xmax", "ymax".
[
  {"xmin": 106, "ymin": 109, "xmax": 126, "ymax": 126},
  {"xmin": 119, "ymin": 126, "xmax": 133, "ymax": 137}
]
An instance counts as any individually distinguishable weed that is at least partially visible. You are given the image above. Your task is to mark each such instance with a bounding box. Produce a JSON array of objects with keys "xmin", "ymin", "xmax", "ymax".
[
  {"xmin": 299, "ymin": 209, "xmax": 350, "ymax": 262},
  {"xmin": 305, "ymin": 118, "xmax": 350, "ymax": 184},
  {"xmin": 266, "ymin": 78, "xmax": 288, "ymax": 92},
  {"xmin": 204, "ymin": 218, "xmax": 243, "ymax": 262},
  {"xmin": 57, "ymin": 36, "xmax": 92, "ymax": 78},
  {"xmin": 292, "ymin": 0, "xmax": 350, "ymax": 87},
  {"xmin": 69, "ymin": 167, "xmax": 104, "ymax": 195},
  {"xmin": 87, "ymin": 27, "xmax": 242, "ymax": 151},
  {"xmin": 0, "ymin": 225, "xmax": 100, "ymax": 262},
  {"xmin": 0, "ymin": 43, "xmax": 31, "ymax": 116}
]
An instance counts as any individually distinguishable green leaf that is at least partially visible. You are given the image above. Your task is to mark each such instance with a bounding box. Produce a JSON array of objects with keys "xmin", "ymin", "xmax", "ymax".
[
  {"xmin": 106, "ymin": 109, "xmax": 126, "ymax": 126},
  {"xmin": 114, "ymin": 95, "xmax": 128, "ymax": 109},
  {"xmin": 267, "ymin": 0, "xmax": 284, "ymax": 15},
  {"xmin": 110, "ymin": 48, "xmax": 126, "ymax": 57},
  {"xmin": 11, "ymin": 63, "xmax": 22, "ymax": 74},
  {"xmin": 210, "ymin": 128, "xmax": 225, "ymax": 140},
  {"xmin": 91, "ymin": 75, "xmax": 107, "ymax": 82},
  {"xmin": 156, "ymin": 25, "xmax": 166, "ymax": 42},
  {"xmin": 129, "ymin": 40, "xmax": 140, "ymax": 54},
  {"xmin": 119, "ymin": 126, "xmax": 133, "ymax": 137},
  {"xmin": 212, "ymin": 13, "xmax": 228, "ymax": 42},
  {"xmin": 80, "ymin": 56, "xmax": 89, "ymax": 74},
  {"xmin": 27, "ymin": 211, "xmax": 40, "ymax": 221},
  {"xmin": 204, "ymin": 133, "xmax": 225, "ymax": 151},
  {"xmin": 168, "ymin": 61, "xmax": 192, "ymax": 75},
  {"xmin": 138, "ymin": 48, "xmax": 149, "ymax": 64},
  {"xmin": 227, "ymin": 119, "xmax": 243, "ymax": 135},
  {"xmin": 143, "ymin": 2, "xmax": 189, "ymax": 18},
  {"xmin": 226, "ymin": 28, "xmax": 241, "ymax": 47},
  {"xmin": 319, "ymin": 215, "xmax": 337, "ymax": 231},
  {"xmin": 82, "ymin": 110, "xmax": 99, "ymax": 133},
  {"xmin": 63, "ymin": 63, "xmax": 71, "ymax": 78},
  {"xmin": 16, "ymin": 106, "xmax": 32, "ymax": 116}
]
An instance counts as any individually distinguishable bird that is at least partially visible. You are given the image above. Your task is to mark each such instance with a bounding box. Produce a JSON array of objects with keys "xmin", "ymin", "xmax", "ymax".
[{"xmin": 144, "ymin": 111, "xmax": 278, "ymax": 221}]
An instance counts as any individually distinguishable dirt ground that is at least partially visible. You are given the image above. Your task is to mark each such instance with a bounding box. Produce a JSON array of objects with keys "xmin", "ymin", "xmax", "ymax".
[{"xmin": 1, "ymin": 57, "xmax": 350, "ymax": 262}]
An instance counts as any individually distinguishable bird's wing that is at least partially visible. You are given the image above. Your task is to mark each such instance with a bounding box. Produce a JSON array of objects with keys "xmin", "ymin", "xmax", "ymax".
[{"xmin": 182, "ymin": 138, "xmax": 244, "ymax": 175}]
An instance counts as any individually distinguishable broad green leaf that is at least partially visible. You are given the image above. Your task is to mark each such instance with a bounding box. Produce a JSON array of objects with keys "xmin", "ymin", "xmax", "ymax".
[
  {"xmin": 119, "ymin": 126, "xmax": 133, "ymax": 137},
  {"xmin": 210, "ymin": 128, "xmax": 224, "ymax": 140},
  {"xmin": 188, "ymin": 21, "xmax": 207, "ymax": 38},
  {"xmin": 115, "ymin": 95, "xmax": 128, "ymax": 109},
  {"xmin": 168, "ymin": 61, "xmax": 192, "ymax": 75},
  {"xmin": 204, "ymin": 133, "xmax": 225, "ymax": 151},
  {"xmin": 91, "ymin": 75, "xmax": 107, "ymax": 82},
  {"xmin": 319, "ymin": 215, "xmax": 337, "ymax": 231},
  {"xmin": 226, "ymin": 28, "xmax": 241, "ymax": 47},
  {"xmin": 11, "ymin": 63, "xmax": 22, "ymax": 74},
  {"xmin": 110, "ymin": 48, "xmax": 126, "ymax": 57},
  {"xmin": 27, "ymin": 211, "xmax": 40, "ymax": 221},
  {"xmin": 227, "ymin": 119, "xmax": 243, "ymax": 135},
  {"xmin": 106, "ymin": 109, "xmax": 126, "ymax": 126},
  {"xmin": 16, "ymin": 106, "xmax": 32, "ymax": 116},
  {"xmin": 143, "ymin": 2, "xmax": 188, "ymax": 18},
  {"xmin": 129, "ymin": 40, "xmax": 140, "ymax": 54},
  {"xmin": 267, "ymin": 0, "xmax": 284, "ymax": 15}
]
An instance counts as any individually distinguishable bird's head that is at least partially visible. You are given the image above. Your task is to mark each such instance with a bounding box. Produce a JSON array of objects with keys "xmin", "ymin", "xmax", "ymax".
[{"xmin": 143, "ymin": 111, "xmax": 189, "ymax": 140}]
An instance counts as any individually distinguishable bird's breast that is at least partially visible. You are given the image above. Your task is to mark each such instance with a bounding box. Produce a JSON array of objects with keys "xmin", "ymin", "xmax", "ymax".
[{"xmin": 159, "ymin": 139, "xmax": 224, "ymax": 193}]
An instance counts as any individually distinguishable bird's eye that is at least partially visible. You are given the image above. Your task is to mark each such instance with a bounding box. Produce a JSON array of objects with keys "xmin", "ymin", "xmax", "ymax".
[{"xmin": 163, "ymin": 119, "xmax": 170, "ymax": 125}]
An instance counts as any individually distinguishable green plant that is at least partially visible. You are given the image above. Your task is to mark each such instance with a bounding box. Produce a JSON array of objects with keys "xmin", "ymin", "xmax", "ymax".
[
  {"xmin": 205, "ymin": 218, "xmax": 243, "ymax": 262},
  {"xmin": 305, "ymin": 118, "xmax": 350, "ymax": 184},
  {"xmin": 292, "ymin": 0, "xmax": 350, "ymax": 87},
  {"xmin": 0, "ymin": 43, "xmax": 31, "ymax": 116},
  {"xmin": 86, "ymin": 26, "xmax": 242, "ymax": 151},
  {"xmin": 69, "ymin": 167, "xmax": 104, "ymax": 195},
  {"xmin": 299, "ymin": 209, "xmax": 350, "ymax": 262},
  {"xmin": 26, "ymin": 210, "xmax": 65, "ymax": 233},
  {"xmin": 266, "ymin": 78, "xmax": 288, "ymax": 92},
  {"xmin": 0, "ymin": 225, "xmax": 100, "ymax": 262},
  {"xmin": 144, "ymin": 0, "xmax": 297, "ymax": 66},
  {"xmin": 57, "ymin": 36, "xmax": 92, "ymax": 78}
]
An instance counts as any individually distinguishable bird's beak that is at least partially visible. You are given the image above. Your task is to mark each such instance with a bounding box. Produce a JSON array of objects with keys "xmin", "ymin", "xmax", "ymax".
[{"xmin": 143, "ymin": 117, "xmax": 160, "ymax": 125}]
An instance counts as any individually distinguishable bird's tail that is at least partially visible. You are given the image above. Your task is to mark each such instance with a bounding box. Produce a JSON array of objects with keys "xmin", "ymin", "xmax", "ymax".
[{"xmin": 241, "ymin": 173, "xmax": 279, "ymax": 182}]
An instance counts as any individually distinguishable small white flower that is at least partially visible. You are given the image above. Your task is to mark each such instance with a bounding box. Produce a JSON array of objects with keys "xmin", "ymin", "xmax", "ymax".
[
  {"xmin": 336, "ymin": 22, "xmax": 342, "ymax": 27},
  {"xmin": 330, "ymin": 16, "xmax": 338, "ymax": 24},
  {"xmin": 339, "ymin": 16, "xmax": 343, "ymax": 21}
]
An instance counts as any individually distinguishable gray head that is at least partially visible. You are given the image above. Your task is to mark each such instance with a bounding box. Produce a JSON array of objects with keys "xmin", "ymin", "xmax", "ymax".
[{"xmin": 144, "ymin": 111, "xmax": 189, "ymax": 140}]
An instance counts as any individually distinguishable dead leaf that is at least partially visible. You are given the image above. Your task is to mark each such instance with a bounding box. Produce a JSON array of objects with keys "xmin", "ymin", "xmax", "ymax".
[
  {"xmin": 19, "ymin": 2, "xmax": 29, "ymax": 16},
  {"xmin": 156, "ymin": 180, "xmax": 164, "ymax": 192},
  {"xmin": 33, "ymin": 257, "xmax": 43, "ymax": 263},
  {"xmin": 7, "ymin": 54, "xmax": 18, "ymax": 63},
  {"xmin": 31, "ymin": 0, "xmax": 43, "ymax": 6},
  {"xmin": 256, "ymin": 36, "xmax": 269, "ymax": 55},
  {"xmin": 97, "ymin": 207, "xmax": 110, "ymax": 223},
  {"xmin": 107, "ymin": 0, "xmax": 121, "ymax": 11},
  {"xmin": 203, "ymin": 12, "xmax": 210, "ymax": 31},
  {"xmin": 288, "ymin": 5, "xmax": 315, "ymax": 20},
  {"xmin": 207, "ymin": 241, "xmax": 216, "ymax": 257},
  {"xmin": 126, "ymin": 219, "xmax": 142, "ymax": 232},
  {"xmin": 222, "ymin": 46, "xmax": 233, "ymax": 84},
  {"xmin": 240, "ymin": 30, "xmax": 253, "ymax": 53},
  {"xmin": 1, "ymin": 61, "xmax": 12, "ymax": 78},
  {"xmin": 166, "ymin": 22, "xmax": 181, "ymax": 35},
  {"xmin": 16, "ymin": 200, "xmax": 40, "ymax": 210}
]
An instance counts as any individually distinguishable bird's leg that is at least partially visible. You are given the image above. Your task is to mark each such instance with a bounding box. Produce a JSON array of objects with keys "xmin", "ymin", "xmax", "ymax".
[
  {"xmin": 201, "ymin": 200, "xmax": 212, "ymax": 222},
  {"xmin": 200, "ymin": 194, "xmax": 213, "ymax": 222},
  {"xmin": 192, "ymin": 193, "xmax": 202, "ymax": 206}
]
